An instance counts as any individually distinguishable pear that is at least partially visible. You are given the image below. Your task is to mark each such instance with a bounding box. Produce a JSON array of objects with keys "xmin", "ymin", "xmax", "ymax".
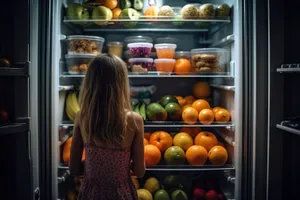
[
  {"xmin": 92, "ymin": 6, "xmax": 113, "ymax": 26},
  {"xmin": 120, "ymin": 8, "xmax": 140, "ymax": 28}
]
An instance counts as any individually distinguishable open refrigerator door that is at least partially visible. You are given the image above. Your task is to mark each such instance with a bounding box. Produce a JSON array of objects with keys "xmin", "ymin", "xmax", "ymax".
[{"xmin": 50, "ymin": 0, "xmax": 245, "ymax": 199}]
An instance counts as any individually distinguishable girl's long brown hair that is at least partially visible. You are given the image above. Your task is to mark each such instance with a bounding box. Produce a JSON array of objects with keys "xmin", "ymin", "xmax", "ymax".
[{"xmin": 78, "ymin": 54, "xmax": 132, "ymax": 145}]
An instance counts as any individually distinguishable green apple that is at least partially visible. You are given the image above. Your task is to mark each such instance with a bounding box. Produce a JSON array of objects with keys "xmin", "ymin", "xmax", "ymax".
[
  {"xmin": 92, "ymin": 6, "xmax": 113, "ymax": 26},
  {"xmin": 66, "ymin": 3, "xmax": 89, "ymax": 25},
  {"xmin": 120, "ymin": 8, "xmax": 140, "ymax": 28}
]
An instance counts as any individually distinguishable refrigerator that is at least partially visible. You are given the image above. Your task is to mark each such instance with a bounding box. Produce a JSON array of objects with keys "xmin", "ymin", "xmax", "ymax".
[{"xmin": 8, "ymin": 0, "xmax": 284, "ymax": 199}]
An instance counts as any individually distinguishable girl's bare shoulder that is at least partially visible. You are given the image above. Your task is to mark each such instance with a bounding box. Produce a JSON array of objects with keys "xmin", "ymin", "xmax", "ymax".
[{"xmin": 126, "ymin": 111, "xmax": 143, "ymax": 126}]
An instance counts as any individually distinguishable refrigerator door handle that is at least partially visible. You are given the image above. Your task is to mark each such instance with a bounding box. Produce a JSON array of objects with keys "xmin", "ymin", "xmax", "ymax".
[{"xmin": 34, "ymin": 187, "xmax": 40, "ymax": 200}]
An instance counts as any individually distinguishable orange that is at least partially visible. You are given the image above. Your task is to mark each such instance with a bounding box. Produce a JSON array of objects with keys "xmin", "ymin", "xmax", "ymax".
[
  {"xmin": 199, "ymin": 108, "xmax": 214, "ymax": 125},
  {"xmin": 175, "ymin": 96, "xmax": 183, "ymax": 101},
  {"xmin": 212, "ymin": 106, "xmax": 223, "ymax": 114},
  {"xmin": 112, "ymin": 8, "xmax": 122, "ymax": 19},
  {"xmin": 215, "ymin": 108, "xmax": 231, "ymax": 123},
  {"xmin": 186, "ymin": 145, "xmax": 208, "ymax": 166},
  {"xmin": 208, "ymin": 145, "xmax": 228, "ymax": 166},
  {"xmin": 182, "ymin": 107, "xmax": 199, "ymax": 125},
  {"xmin": 192, "ymin": 99, "xmax": 211, "ymax": 113},
  {"xmin": 180, "ymin": 127, "xmax": 201, "ymax": 138},
  {"xmin": 144, "ymin": 138, "xmax": 149, "ymax": 145},
  {"xmin": 194, "ymin": 131, "xmax": 218, "ymax": 151},
  {"xmin": 193, "ymin": 82, "xmax": 211, "ymax": 98},
  {"xmin": 173, "ymin": 132, "xmax": 193, "ymax": 151},
  {"xmin": 164, "ymin": 146, "xmax": 186, "ymax": 165},
  {"xmin": 63, "ymin": 137, "xmax": 72, "ymax": 164},
  {"xmin": 181, "ymin": 104, "xmax": 192, "ymax": 112},
  {"xmin": 103, "ymin": 0, "xmax": 118, "ymax": 10},
  {"xmin": 184, "ymin": 96, "xmax": 196, "ymax": 104},
  {"xmin": 144, "ymin": 144, "xmax": 161, "ymax": 166},
  {"xmin": 144, "ymin": 6, "xmax": 159, "ymax": 18},
  {"xmin": 149, "ymin": 131, "xmax": 173, "ymax": 152},
  {"xmin": 144, "ymin": 132, "xmax": 151, "ymax": 140},
  {"xmin": 174, "ymin": 58, "xmax": 192, "ymax": 75},
  {"xmin": 175, "ymin": 96, "xmax": 187, "ymax": 107}
]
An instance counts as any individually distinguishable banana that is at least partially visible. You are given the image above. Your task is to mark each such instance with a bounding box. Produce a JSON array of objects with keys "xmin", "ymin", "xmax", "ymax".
[
  {"xmin": 139, "ymin": 102, "xmax": 146, "ymax": 120},
  {"xmin": 134, "ymin": 102, "xmax": 140, "ymax": 115},
  {"xmin": 65, "ymin": 91, "xmax": 80, "ymax": 122}
]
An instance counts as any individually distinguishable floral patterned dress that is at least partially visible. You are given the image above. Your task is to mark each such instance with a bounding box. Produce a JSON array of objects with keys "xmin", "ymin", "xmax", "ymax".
[{"xmin": 77, "ymin": 141, "xmax": 138, "ymax": 200}]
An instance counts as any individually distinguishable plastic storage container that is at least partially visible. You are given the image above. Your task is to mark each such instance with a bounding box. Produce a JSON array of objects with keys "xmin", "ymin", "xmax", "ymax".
[
  {"xmin": 124, "ymin": 36, "xmax": 153, "ymax": 46},
  {"xmin": 154, "ymin": 59, "xmax": 176, "ymax": 73},
  {"xmin": 128, "ymin": 43, "xmax": 153, "ymax": 58},
  {"xmin": 107, "ymin": 42, "xmax": 124, "ymax": 57},
  {"xmin": 67, "ymin": 35, "xmax": 105, "ymax": 54},
  {"xmin": 175, "ymin": 51, "xmax": 191, "ymax": 59},
  {"xmin": 65, "ymin": 54, "xmax": 96, "ymax": 74},
  {"xmin": 129, "ymin": 58, "xmax": 153, "ymax": 73},
  {"xmin": 190, "ymin": 48, "xmax": 229, "ymax": 73},
  {"xmin": 155, "ymin": 37, "xmax": 178, "ymax": 44},
  {"xmin": 155, "ymin": 43, "xmax": 177, "ymax": 59}
]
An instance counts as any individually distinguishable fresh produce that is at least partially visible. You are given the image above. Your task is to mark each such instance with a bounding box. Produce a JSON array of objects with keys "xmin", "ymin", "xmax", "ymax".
[
  {"xmin": 193, "ymin": 82, "xmax": 211, "ymax": 98},
  {"xmin": 149, "ymin": 131, "xmax": 173, "ymax": 152},
  {"xmin": 199, "ymin": 3, "xmax": 215, "ymax": 19},
  {"xmin": 63, "ymin": 137, "xmax": 86, "ymax": 164},
  {"xmin": 154, "ymin": 189, "xmax": 170, "ymax": 200},
  {"xmin": 194, "ymin": 131, "xmax": 218, "ymax": 152},
  {"xmin": 205, "ymin": 190, "xmax": 218, "ymax": 200},
  {"xmin": 212, "ymin": 106, "xmax": 223, "ymax": 114},
  {"xmin": 158, "ymin": 6, "xmax": 174, "ymax": 17},
  {"xmin": 193, "ymin": 186, "xmax": 206, "ymax": 199},
  {"xmin": 112, "ymin": 8, "xmax": 122, "ymax": 19},
  {"xmin": 133, "ymin": 0, "xmax": 144, "ymax": 11},
  {"xmin": 173, "ymin": 132, "xmax": 193, "ymax": 151},
  {"xmin": 65, "ymin": 91, "xmax": 80, "ymax": 122},
  {"xmin": 171, "ymin": 189, "xmax": 188, "ymax": 200},
  {"xmin": 164, "ymin": 146, "xmax": 185, "ymax": 165},
  {"xmin": 164, "ymin": 175, "xmax": 188, "ymax": 190},
  {"xmin": 144, "ymin": 144, "xmax": 161, "ymax": 166},
  {"xmin": 133, "ymin": 101, "xmax": 147, "ymax": 120},
  {"xmin": 146, "ymin": 103, "xmax": 167, "ymax": 121},
  {"xmin": 165, "ymin": 103, "xmax": 181, "ymax": 121},
  {"xmin": 186, "ymin": 145, "xmax": 208, "ymax": 166},
  {"xmin": 92, "ymin": 6, "xmax": 113, "ymax": 25},
  {"xmin": 214, "ymin": 108, "xmax": 231, "ymax": 123},
  {"xmin": 215, "ymin": 3, "xmax": 231, "ymax": 17},
  {"xmin": 181, "ymin": 4, "xmax": 199, "ymax": 19},
  {"xmin": 183, "ymin": 96, "xmax": 195, "ymax": 105},
  {"xmin": 174, "ymin": 58, "xmax": 192, "ymax": 75},
  {"xmin": 137, "ymin": 189, "xmax": 153, "ymax": 200},
  {"xmin": 144, "ymin": 132, "xmax": 151, "ymax": 140},
  {"xmin": 198, "ymin": 108, "xmax": 214, "ymax": 125},
  {"xmin": 144, "ymin": 6, "xmax": 159, "ymax": 19},
  {"xmin": 68, "ymin": 190, "xmax": 78, "ymax": 200},
  {"xmin": 120, "ymin": 8, "xmax": 140, "ymax": 27},
  {"xmin": 182, "ymin": 107, "xmax": 198, "ymax": 125},
  {"xmin": 172, "ymin": 15, "xmax": 184, "ymax": 26},
  {"xmin": 208, "ymin": 145, "xmax": 228, "ymax": 166},
  {"xmin": 103, "ymin": 0, "xmax": 118, "ymax": 10},
  {"xmin": 0, "ymin": 107, "xmax": 8, "ymax": 125},
  {"xmin": 66, "ymin": 3, "xmax": 89, "ymax": 25},
  {"xmin": 179, "ymin": 127, "xmax": 201, "ymax": 138},
  {"xmin": 144, "ymin": 138, "xmax": 149, "ymax": 145},
  {"xmin": 191, "ymin": 99, "xmax": 210, "ymax": 113},
  {"xmin": 144, "ymin": 177, "xmax": 160, "ymax": 194},
  {"xmin": 0, "ymin": 58, "xmax": 11, "ymax": 67},
  {"xmin": 132, "ymin": 177, "xmax": 140, "ymax": 189},
  {"xmin": 120, "ymin": 0, "xmax": 132, "ymax": 9},
  {"xmin": 159, "ymin": 95, "xmax": 178, "ymax": 107}
]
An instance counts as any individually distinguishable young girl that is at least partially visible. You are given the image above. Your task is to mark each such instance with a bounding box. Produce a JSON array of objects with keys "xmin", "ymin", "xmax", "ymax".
[{"xmin": 69, "ymin": 54, "xmax": 145, "ymax": 200}]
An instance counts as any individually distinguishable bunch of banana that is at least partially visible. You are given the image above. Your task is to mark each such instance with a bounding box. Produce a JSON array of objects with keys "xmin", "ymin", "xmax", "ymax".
[
  {"xmin": 65, "ymin": 91, "xmax": 80, "ymax": 122},
  {"xmin": 132, "ymin": 101, "xmax": 146, "ymax": 120}
]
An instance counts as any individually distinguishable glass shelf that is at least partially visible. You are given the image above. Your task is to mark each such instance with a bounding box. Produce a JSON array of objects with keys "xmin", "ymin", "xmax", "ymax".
[
  {"xmin": 63, "ymin": 17, "xmax": 230, "ymax": 32},
  {"xmin": 0, "ymin": 118, "xmax": 29, "ymax": 135},
  {"xmin": 60, "ymin": 72, "xmax": 233, "ymax": 79},
  {"xmin": 58, "ymin": 163, "xmax": 234, "ymax": 171},
  {"xmin": 0, "ymin": 62, "xmax": 29, "ymax": 77},
  {"xmin": 60, "ymin": 120, "xmax": 234, "ymax": 128}
]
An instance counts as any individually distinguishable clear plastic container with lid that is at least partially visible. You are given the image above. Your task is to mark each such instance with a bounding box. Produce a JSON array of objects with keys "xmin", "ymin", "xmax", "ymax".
[
  {"xmin": 128, "ymin": 43, "xmax": 153, "ymax": 58},
  {"xmin": 65, "ymin": 54, "xmax": 96, "ymax": 74},
  {"xmin": 154, "ymin": 59, "xmax": 176, "ymax": 74},
  {"xmin": 67, "ymin": 35, "xmax": 105, "ymax": 55},
  {"xmin": 155, "ymin": 37, "xmax": 178, "ymax": 44},
  {"xmin": 190, "ymin": 48, "xmax": 229, "ymax": 73},
  {"xmin": 129, "ymin": 58, "xmax": 154, "ymax": 73},
  {"xmin": 107, "ymin": 42, "xmax": 124, "ymax": 57},
  {"xmin": 175, "ymin": 51, "xmax": 191, "ymax": 59},
  {"xmin": 124, "ymin": 36, "xmax": 153, "ymax": 46},
  {"xmin": 154, "ymin": 43, "xmax": 177, "ymax": 59}
]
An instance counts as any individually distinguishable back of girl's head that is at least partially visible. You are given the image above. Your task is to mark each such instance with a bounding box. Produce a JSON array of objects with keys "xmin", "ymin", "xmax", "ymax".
[{"xmin": 79, "ymin": 54, "xmax": 131, "ymax": 145}]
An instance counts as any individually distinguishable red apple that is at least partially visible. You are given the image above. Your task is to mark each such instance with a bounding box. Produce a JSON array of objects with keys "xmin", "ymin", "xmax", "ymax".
[
  {"xmin": 218, "ymin": 192, "xmax": 225, "ymax": 200},
  {"xmin": 205, "ymin": 190, "xmax": 218, "ymax": 200},
  {"xmin": 0, "ymin": 108, "xmax": 8, "ymax": 124},
  {"xmin": 193, "ymin": 187, "xmax": 206, "ymax": 200}
]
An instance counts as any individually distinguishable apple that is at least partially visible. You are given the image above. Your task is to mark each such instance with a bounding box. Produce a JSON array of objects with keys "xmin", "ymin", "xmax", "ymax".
[
  {"xmin": 120, "ymin": 8, "xmax": 140, "ymax": 28},
  {"xmin": 193, "ymin": 187, "xmax": 206, "ymax": 200},
  {"xmin": 0, "ymin": 108, "xmax": 8, "ymax": 125},
  {"xmin": 92, "ymin": 6, "xmax": 113, "ymax": 25},
  {"xmin": 218, "ymin": 192, "xmax": 226, "ymax": 200},
  {"xmin": 66, "ymin": 3, "xmax": 89, "ymax": 25},
  {"xmin": 205, "ymin": 190, "xmax": 218, "ymax": 200}
]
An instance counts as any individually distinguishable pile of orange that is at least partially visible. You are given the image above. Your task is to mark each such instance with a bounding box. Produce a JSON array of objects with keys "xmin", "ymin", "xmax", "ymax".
[{"xmin": 62, "ymin": 137, "xmax": 86, "ymax": 165}]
